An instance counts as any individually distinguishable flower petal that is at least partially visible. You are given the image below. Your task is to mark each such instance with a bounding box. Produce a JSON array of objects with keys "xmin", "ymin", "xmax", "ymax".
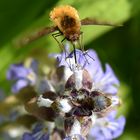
[
  {"xmin": 12, "ymin": 79, "xmax": 28, "ymax": 93},
  {"xmin": 22, "ymin": 133, "xmax": 33, "ymax": 140},
  {"xmin": 7, "ymin": 64, "xmax": 30, "ymax": 80}
]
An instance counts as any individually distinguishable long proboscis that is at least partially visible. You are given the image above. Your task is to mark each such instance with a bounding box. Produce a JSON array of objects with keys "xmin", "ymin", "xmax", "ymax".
[{"xmin": 81, "ymin": 18, "xmax": 123, "ymax": 27}]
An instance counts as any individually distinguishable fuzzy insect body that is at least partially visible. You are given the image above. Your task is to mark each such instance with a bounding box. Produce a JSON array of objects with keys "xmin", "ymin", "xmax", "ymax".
[
  {"xmin": 50, "ymin": 5, "xmax": 81, "ymax": 41},
  {"xmin": 20, "ymin": 5, "xmax": 120, "ymax": 46}
]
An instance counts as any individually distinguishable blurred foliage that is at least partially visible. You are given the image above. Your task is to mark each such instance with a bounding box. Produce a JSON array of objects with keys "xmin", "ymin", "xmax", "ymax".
[
  {"xmin": 0, "ymin": 0, "xmax": 140, "ymax": 139},
  {"xmin": 87, "ymin": 13, "xmax": 140, "ymax": 139}
]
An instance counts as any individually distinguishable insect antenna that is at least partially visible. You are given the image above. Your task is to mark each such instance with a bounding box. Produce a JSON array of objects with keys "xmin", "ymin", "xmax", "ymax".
[{"xmin": 79, "ymin": 31, "xmax": 84, "ymax": 52}]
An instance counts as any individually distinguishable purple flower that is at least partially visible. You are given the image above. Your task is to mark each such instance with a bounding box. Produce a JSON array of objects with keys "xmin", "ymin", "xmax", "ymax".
[
  {"xmin": 7, "ymin": 60, "xmax": 38, "ymax": 93},
  {"xmin": 64, "ymin": 134, "xmax": 85, "ymax": 140},
  {"xmin": 92, "ymin": 64, "xmax": 120, "ymax": 95},
  {"xmin": 53, "ymin": 48, "xmax": 125, "ymax": 139},
  {"xmin": 22, "ymin": 123, "xmax": 49, "ymax": 140},
  {"xmin": 54, "ymin": 48, "xmax": 119, "ymax": 94},
  {"xmin": 89, "ymin": 111, "xmax": 126, "ymax": 140},
  {"xmin": 24, "ymin": 47, "xmax": 125, "ymax": 140}
]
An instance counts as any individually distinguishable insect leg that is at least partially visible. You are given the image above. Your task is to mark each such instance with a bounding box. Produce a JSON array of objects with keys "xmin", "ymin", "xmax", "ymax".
[
  {"xmin": 52, "ymin": 33, "xmax": 70, "ymax": 62},
  {"xmin": 61, "ymin": 37, "xmax": 66, "ymax": 43},
  {"xmin": 84, "ymin": 50, "xmax": 95, "ymax": 61},
  {"xmin": 71, "ymin": 42, "xmax": 77, "ymax": 64},
  {"xmin": 61, "ymin": 37, "xmax": 71, "ymax": 60},
  {"xmin": 52, "ymin": 32, "xmax": 64, "ymax": 52},
  {"xmin": 78, "ymin": 32, "xmax": 95, "ymax": 63},
  {"xmin": 77, "ymin": 32, "xmax": 90, "ymax": 64},
  {"xmin": 79, "ymin": 31, "xmax": 84, "ymax": 52}
]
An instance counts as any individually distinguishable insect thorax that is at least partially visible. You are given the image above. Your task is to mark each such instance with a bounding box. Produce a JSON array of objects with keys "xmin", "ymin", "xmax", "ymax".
[
  {"xmin": 61, "ymin": 15, "xmax": 77, "ymax": 29},
  {"xmin": 60, "ymin": 15, "xmax": 81, "ymax": 41}
]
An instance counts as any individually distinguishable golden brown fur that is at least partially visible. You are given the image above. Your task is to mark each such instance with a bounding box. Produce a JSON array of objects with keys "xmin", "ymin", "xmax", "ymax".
[{"xmin": 50, "ymin": 5, "xmax": 81, "ymax": 41}]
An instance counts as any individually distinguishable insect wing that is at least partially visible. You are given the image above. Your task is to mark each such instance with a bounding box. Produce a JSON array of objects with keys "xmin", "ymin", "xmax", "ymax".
[
  {"xmin": 19, "ymin": 26, "xmax": 58, "ymax": 46},
  {"xmin": 81, "ymin": 17, "xmax": 122, "ymax": 26}
]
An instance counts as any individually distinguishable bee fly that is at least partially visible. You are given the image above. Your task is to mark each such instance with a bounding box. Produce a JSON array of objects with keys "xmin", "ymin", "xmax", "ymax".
[{"xmin": 20, "ymin": 5, "xmax": 121, "ymax": 63}]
